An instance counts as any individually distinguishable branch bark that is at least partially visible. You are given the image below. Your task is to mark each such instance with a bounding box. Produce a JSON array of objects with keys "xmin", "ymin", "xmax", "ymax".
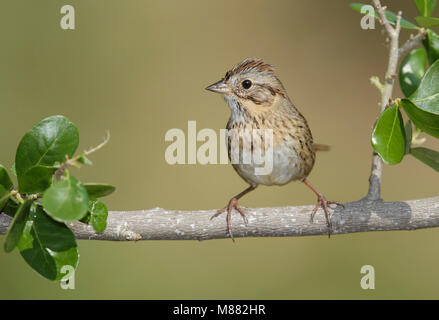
[{"xmin": 1, "ymin": 196, "xmax": 439, "ymax": 240}]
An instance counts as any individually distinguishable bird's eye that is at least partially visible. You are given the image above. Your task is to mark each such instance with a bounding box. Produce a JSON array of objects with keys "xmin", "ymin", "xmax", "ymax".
[{"xmin": 242, "ymin": 80, "xmax": 252, "ymax": 89}]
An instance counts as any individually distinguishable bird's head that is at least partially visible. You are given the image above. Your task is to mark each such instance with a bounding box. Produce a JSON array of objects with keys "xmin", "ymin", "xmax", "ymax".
[{"xmin": 206, "ymin": 58, "xmax": 287, "ymax": 114}]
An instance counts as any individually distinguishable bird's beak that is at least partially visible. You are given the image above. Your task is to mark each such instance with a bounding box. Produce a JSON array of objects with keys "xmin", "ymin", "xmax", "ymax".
[{"xmin": 205, "ymin": 79, "xmax": 231, "ymax": 94}]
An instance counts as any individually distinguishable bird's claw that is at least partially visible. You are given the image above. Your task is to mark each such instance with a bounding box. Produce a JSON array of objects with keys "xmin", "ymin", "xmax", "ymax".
[
  {"xmin": 310, "ymin": 193, "xmax": 343, "ymax": 238},
  {"xmin": 211, "ymin": 198, "xmax": 248, "ymax": 241}
]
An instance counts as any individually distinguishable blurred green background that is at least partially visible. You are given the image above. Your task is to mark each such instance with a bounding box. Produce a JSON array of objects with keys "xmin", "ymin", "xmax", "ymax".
[{"xmin": 1, "ymin": 0, "xmax": 439, "ymax": 299}]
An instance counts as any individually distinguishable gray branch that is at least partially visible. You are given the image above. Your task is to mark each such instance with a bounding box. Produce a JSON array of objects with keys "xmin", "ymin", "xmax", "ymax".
[
  {"xmin": 399, "ymin": 28, "xmax": 427, "ymax": 59},
  {"xmin": 368, "ymin": 0, "xmax": 403, "ymax": 200},
  {"xmin": 367, "ymin": 1, "xmax": 425, "ymax": 201},
  {"xmin": 366, "ymin": 2, "xmax": 425, "ymax": 201},
  {"xmin": 2, "ymin": 197, "xmax": 439, "ymax": 240}
]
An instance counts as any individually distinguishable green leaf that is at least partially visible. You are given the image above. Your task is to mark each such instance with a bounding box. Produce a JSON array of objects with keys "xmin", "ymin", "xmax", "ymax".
[
  {"xmin": 3, "ymin": 200, "xmax": 32, "ymax": 253},
  {"xmin": 77, "ymin": 155, "xmax": 93, "ymax": 166},
  {"xmin": 80, "ymin": 212, "xmax": 91, "ymax": 224},
  {"xmin": 9, "ymin": 162, "xmax": 17, "ymax": 176},
  {"xmin": 0, "ymin": 165, "xmax": 13, "ymax": 190},
  {"xmin": 413, "ymin": 55, "xmax": 439, "ymax": 105},
  {"xmin": 35, "ymin": 211, "xmax": 78, "ymax": 252},
  {"xmin": 17, "ymin": 205, "xmax": 78, "ymax": 281},
  {"xmin": 350, "ymin": 3, "xmax": 419, "ymax": 29},
  {"xmin": 84, "ymin": 183, "xmax": 116, "ymax": 199},
  {"xmin": 15, "ymin": 115, "xmax": 79, "ymax": 193},
  {"xmin": 18, "ymin": 221, "xmax": 56, "ymax": 280},
  {"xmin": 2, "ymin": 200, "xmax": 18, "ymax": 217},
  {"xmin": 410, "ymin": 147, "xmax": 439, "ymax": 171},
  {"xmin": 51, "ymin": 247, "xmax": 80, "ymax": 281},
  {"xmin": 89, "ymin": 200, "xmax": 108, "ymax": 232},
  {"xmin": 402, "ymin": 59, "xmax": 439, "ymax": 137},
  {"xmin": 399, "ymin": 48, "xmax": 428, "ymax": 97},
  {"xmin": 17, "ymin": 166, "xmax": 57, "ymax": 195},
  {"xmin": 415, "ymin": 16, "xmax": 439, "ymax": 28},
  {"xmin": 415, "ymin": 0, "xmax": 437, "ymax": 17},
  {"xmin": 0, "ymin": 185, "xmax": 10, "ymax": 212},
  {"xmin": 423, "ymin": 29, "xmax": 439, "ymax": 64},
  {"xmin": 42, "ymin": 172, "xmax": 89, "ymax": 222},
  {"xmin": 401, "ymin": 99, "xmax": 439, "ymax": 138},
  {"xmin": 10, "ymin": 163, "xmax": 16, "ymax": 177},
  {"xmin": 404, "ymin": 121, "xmax": 413, "ymax": 155},
  {"xmin": 371, "ymin": 105, "xmax": 406, "ymax": 164}
]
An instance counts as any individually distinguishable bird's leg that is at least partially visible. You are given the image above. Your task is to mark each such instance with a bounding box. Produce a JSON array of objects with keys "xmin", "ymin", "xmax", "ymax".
[
  {"xmin": 211, "ymin": 184, "xmax": 257, "ymax": 241},
  {"xmin": 301, "ymin": 178, "xmax": 343, "ymax": 237}
]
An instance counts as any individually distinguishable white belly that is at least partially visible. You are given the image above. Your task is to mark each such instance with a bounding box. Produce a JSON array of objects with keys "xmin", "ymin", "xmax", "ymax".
[{"xmin": 232, "ymin": 142, "xmax": 303, "ymax": 186}]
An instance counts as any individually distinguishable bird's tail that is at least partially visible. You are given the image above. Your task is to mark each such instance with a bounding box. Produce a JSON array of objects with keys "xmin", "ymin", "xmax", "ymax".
[{"xmin": 312, "ymin": 143, "xmax": 331, "ymax": 152}]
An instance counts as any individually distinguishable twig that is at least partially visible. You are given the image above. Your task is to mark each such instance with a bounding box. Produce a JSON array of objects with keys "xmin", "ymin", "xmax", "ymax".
[
  {"xmin": 53, "ymin": 131, "xmax": 111, "ymax": 181},
  {"xmin": 399, "ymin": 28, "xmax": 427, "ymax": 59},
  {"xmin": 373, "ymin": 1, "xmax": 395, "ymax": 37},
  {"xmin": 367, "ymin": 1, "xmax": 403, "ymax": 200},
  {"xmin": 370, "ymin": 76, "xmax": 385, "ymax": 94},
  {"xmin": 84, "ymin": 131, "xmax": 110, "ymax": 156}
]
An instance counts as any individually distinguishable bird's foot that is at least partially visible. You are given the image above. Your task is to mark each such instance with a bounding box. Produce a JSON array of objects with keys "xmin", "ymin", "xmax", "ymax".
[
  {"xmin": 211, "ymin": 198, "xmax": 248, "ymax": 242},
  {"xmin": 310, "ymin": 193, "xmax": 343, "ymax": 238}
]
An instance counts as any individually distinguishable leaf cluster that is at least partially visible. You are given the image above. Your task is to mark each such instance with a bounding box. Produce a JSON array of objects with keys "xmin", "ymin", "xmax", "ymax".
[
  {"xmin": 353, "ymin": 1, "xmax": 439, "ymax": 171},
  {"xmin": 1, "ymin": 115, "xmax": 115, "ymax": 280}
]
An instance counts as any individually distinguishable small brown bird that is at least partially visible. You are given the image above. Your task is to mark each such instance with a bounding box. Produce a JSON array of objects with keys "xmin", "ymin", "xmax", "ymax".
[{"xmin": 206, "ymin": 58, "xmax": 341, "ymax": 240}]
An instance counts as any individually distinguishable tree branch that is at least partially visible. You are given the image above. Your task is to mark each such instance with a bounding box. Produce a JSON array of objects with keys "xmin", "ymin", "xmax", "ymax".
[
  {"xmin": 367, "ymin": 1, "xmax": 402, "ymax": 200},
  {"xmin": 2, "ymin": 197, "xmax": 439, "ymax": 240},
  {"xmin": 373, "ymin": 1, "xmax": 396, "ymax": 37},
  {"xmin": 399, "ymin": 28, "xmax": 427, "ymax": 59},
  {"xmin": 366, "ymin": 2, "xmax": 426, "ymax": 202}
]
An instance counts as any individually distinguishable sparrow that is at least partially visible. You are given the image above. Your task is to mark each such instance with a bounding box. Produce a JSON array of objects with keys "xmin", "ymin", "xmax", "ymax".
[{"xmin": 206, "ymin": 58, "xmax": 341, "ymax": 240}]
